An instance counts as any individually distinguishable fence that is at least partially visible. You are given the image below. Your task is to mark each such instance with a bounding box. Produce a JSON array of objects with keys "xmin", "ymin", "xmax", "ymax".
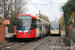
[{"xmin": 6, "ymin": 25, "xmax": 16, "ymax": 33}]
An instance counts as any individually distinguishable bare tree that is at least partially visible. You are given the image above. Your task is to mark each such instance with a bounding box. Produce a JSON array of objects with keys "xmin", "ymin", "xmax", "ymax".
[{"xmin": 0, "ymin": 0, "xmax": 28, "ymax": 19}]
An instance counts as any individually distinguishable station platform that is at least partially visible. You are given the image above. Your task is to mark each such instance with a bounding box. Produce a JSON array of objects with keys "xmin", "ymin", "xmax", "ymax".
[
  {"xmin": 5, "ymin": 33, "xmax": 16, "ymax": 38},
  {"xmin": 61, "ymin": 30, "xmax": 65, "ymax": 36}
]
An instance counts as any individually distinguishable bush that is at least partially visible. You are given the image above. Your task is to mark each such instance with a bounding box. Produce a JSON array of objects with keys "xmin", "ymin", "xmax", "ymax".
[
  {"xmin": 65, "ymin": 36, "xmax": 70, "ymax": 46},
  {"xmin": 0, "ymin": 23, "xmax": 2, "ymax": 25},
  {"xmin": 0, "ymin": 42, "xmax": 2, "ymax": 45},
  {"xmin": 61, "ymin": 1, "xmax": 75, "ymax": 46}
]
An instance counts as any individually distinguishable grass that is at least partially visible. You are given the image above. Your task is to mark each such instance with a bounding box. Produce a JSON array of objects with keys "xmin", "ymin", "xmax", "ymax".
[{"xmin": 0, "ymin": 42, "xmax": 3, "ymax": 45}]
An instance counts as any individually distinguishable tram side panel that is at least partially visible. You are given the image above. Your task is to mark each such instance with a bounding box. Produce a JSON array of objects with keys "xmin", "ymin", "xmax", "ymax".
[
  {"xmin": 47, "ymin": 23, "xmax": 50, "ymax": 34},
  {"xmin": 48, "ymin": 24, "xmax": 50, "ymax": 33},
  {"xmin": 47, "ymin": 24, "xmax": 49, "ymax": 34},
  {"xmin": 36, "ymin": 20, "xmax": 43, "ymax": 37},
  {"xmin": 45, "ymin": 24, "xmax": 48, "ymax": 34},
  {"xmin": 43, "ymin": 23, "xmax": 48, "ymax": 35},
  {"xmin": 59, "ymin": 23, "xmax": 61, "ymax": 36},
  {"xmin": 42, "ymin": 23, "xmax": 45, "ymax": 35},
  {"xmin": 36, "ymin": 24, "xmax": 40, "ymax": 37},
  {"xmin": 42, "ymin": 23, "xmax": 49, "ymax": 35}
]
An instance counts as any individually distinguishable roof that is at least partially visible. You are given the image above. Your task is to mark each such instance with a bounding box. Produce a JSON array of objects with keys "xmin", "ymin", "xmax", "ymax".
[{"xmin": 16, "ymin": 14, "xmax": 36, "ymax": 19}]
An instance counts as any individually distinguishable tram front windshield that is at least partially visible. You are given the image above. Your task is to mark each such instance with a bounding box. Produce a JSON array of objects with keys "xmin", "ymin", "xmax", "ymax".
[
  {"xmin": 51, "ymin": 22, "xmax": 59, "ymax": 30},
  {"xmin": 17, "ymin": 16, "xmax": 31, "ymax": 30}
]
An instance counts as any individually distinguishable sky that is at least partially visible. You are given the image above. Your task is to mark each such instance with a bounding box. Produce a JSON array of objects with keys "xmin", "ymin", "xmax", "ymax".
[{"xmin": 26, "ymin": 0, "xmax": 68, "ymax": 21}]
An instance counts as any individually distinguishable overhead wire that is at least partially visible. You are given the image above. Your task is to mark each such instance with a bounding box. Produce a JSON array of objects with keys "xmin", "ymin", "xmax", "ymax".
[
  {"xmin": 44, "ymin": 0, "xmax": 51, "ymax": 10},
  {"xmin": 30, "ymin": 0, "xmax": 39, "ymax": 10},
  {"xmin": 44, "ymin": 0, "xmax": 58, "ymax": 20},
  {"xmin": 30, "ymin": 0, "xmax": 47, "ymax": 15},
  {"xmin": 28, "ymin": 7, "xmax": 38, "ymax": 13},
  {"xmin": 44, "ymin": 0, "xmax": 54, "ymax": 15},
  {"xmin": 50, "ymin": 0, "xmax": 58, "ymax": 19},
  {"xmin": 29, "ymin": 0, "xmax": 57, "ymax": 21}
]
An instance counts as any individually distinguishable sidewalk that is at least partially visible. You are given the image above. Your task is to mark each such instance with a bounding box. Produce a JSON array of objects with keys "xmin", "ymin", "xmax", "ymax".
[
  {"xmin": 5, "ymin": 33, "xmax": 16, "ymax": 38},
  {"xmin": 61, "ymin": 30, "xmax": 65, "ymax": 36}
]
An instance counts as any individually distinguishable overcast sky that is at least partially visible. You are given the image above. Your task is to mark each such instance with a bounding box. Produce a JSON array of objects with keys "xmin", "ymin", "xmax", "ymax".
[{"xmin": 26, "ymin": 0, "xmax": 68, "ymax": 21}]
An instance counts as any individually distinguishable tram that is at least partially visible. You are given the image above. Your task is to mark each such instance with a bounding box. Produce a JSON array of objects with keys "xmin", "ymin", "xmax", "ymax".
[
  {"xmin": 16, "ymin": 14, "xmax": 50, "ymax": 38},
  {"xmin": 50, "ymin": 21, "xmax": 61, "ymax": 35}
]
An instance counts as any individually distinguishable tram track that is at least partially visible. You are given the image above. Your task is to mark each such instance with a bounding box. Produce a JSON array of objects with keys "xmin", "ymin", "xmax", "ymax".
[
  {"xmin": 33, "ymin": 36, "xmax": 60, "ymax": 50},
  {"xmin": 0, "ymin": 38, "xmax": 39, "ymax": 50},
  {"xmin": 0, "ymin": 36, "xmax": 50, "ymax": 50},
  {"xmin": 52, "ymin": 36, "xmax": 61, "ymax": 50},
  {"xmin": 14, "ymin": 36, "xmax": 51, "ymax": 50},
  {"xmin": 52, "ymin": 36, "xmax": 58, "ymax": 50},
  {"xmin": 0, "ymin": 42, "xmax": 26, "ymax": 50},
  {"xmin": 0, "ymin": 36, "xmax": 63, "ymax": 50},
  {"xmin": 32, "ymin": 36, "xmax": 50, "ymax": 50},
  {"xmin": 0, "ymin": 42, "xmax": 18, "ymax": 50}
]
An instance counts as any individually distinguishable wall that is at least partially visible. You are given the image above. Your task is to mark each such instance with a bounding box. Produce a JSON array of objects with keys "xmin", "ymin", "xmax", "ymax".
[{"xmin": 0, "ymin": 25, "xmax": 5, "ymax": 44}]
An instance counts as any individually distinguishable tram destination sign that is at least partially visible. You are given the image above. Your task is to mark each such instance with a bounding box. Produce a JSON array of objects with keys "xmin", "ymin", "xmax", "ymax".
[{"xmin": 18, "ymin": 16, "xmax": 31, "ymax": 19}]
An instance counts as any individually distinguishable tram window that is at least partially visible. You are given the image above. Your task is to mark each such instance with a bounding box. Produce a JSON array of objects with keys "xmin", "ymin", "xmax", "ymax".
[
  {"xmin": 51, "ymin": 27, "xmax": 53, "ymax": 30},
  {"xmin": 43, "ymin": 24, "xmax": 44, "ymax": 26},
  {"xmin": 32, "ymin": 19, "xmax": 36, "ymax": 24},
  {"xmin": 40, "ymin": 25, "xmax": 42, "ymax": 31},
  {"xmin": 31, "ymin": 25, "xmax": 36, "ymax": 29},
  {"xmin": 45, "ymin": 25, "xmax": 47, "ymax": 29},
  {"xmin": 51, "ymin": 27, "xmax": 58, "ymax": 30},
  {"xmin": 56, "ymin": 27, "xmax": 58, "ymax": 30},
  {"xmin": 49, "ymin": 25, "xmax": 50, "ymax": 29},
  {"xmin": 36, "ymin": 24, "xmax": 39, "ymax": 28},
  {"xmin": 46, "ymin": 25, "xmax": 47, "ymax": 29},
  {"xmin": 31, "ymin": 19, "xmax": 36, "ymax": 29}
]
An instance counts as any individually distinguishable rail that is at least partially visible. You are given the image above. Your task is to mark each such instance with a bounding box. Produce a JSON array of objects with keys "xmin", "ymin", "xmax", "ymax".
[
  {"xmin": 32, "ymin": 37, "xmax": 50, "ymax": 50},
  {"xmin": 52, "ymin": 36, "xmax": 58, "ymax": 50}
]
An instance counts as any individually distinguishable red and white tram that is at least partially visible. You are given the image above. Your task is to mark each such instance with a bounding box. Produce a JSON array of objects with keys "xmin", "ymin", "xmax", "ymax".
[{"xmin": 16, "ymin": 14, "xmax": 49, "ymax": 38}]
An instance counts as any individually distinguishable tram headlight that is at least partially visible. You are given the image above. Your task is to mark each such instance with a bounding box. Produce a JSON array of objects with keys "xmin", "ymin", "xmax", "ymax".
[
  {"xmin": 28, "ymin": 31, "xmax": 30, "ymax": 35},
  {"xmin": 17, "ymin": 31, "xmax": 19, "ymax": 35}
]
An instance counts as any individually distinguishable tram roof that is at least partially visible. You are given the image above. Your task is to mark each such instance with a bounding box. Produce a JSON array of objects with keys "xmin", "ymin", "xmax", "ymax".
[
  {"xmin": 16, "ymin": 14, "xmax": 49, "ymax": 23},
  {"xmin": 51, "ymin": 21, "xmax": 59, "ymax": 24},
  {"xmin": 36, "ymin": 17, "xmax": 49, "ymax": 23},
  {"xmin": 16, "ymin": 14, "xmax": 36, "ymax": 19}
]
